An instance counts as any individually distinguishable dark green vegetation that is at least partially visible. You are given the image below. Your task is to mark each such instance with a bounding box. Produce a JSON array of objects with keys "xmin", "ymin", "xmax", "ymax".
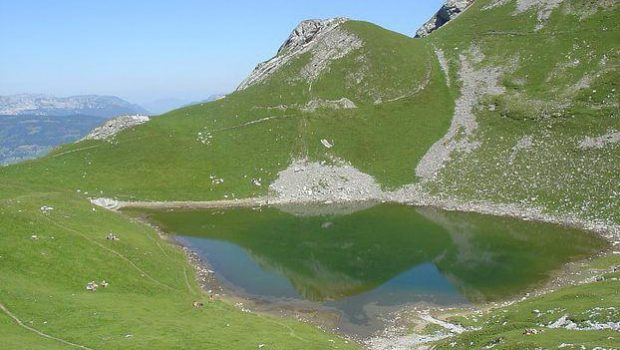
[
  {"xmin": 0, "ymin": 114, "xmax": 106, "ymax": 165},
  {"xmin": 135, "ymin": 204, "xmax": 605, "ymax": 303},
  {"xmin": 130, "ymin": 204, "xmax": 607, "ymax": 336},
  {"xmin": 0, "ymin": 0, "xmax": 618, "ymax": 349}
]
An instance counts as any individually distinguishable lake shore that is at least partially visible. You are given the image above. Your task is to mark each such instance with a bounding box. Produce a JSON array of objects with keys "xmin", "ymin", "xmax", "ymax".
[
  {"xmin": 119, "ymin": 202, "xmax": 618, "ymax": 350},
  {"xmin": 93, "ymin": 187, "xmax": 620, "ymax": 243}
]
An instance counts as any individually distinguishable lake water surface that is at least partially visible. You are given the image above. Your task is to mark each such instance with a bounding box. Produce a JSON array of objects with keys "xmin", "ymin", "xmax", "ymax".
[{"xmin": 133, "ymin": 203, "xmax": 607, "ymax": 336}]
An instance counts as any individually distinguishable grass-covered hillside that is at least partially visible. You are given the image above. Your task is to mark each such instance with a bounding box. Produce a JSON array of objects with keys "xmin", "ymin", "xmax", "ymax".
[
  {"xmin": 424, "ymin": 0, "xmax": 619, "ymax": 225},
  {"xmin": 2, "ymin": 1, "xmax": 616, "ymax": 228},
  {"xmin": 0, "ymin": 21, "xmax": 454, "ymax": 201},
  {"xmin": 0, "ymin": 182, "xmax": 356, "ymax": 349},
  {"xmin": 0, "ymin": 0, "xmax": 618, "ymax": 349}
]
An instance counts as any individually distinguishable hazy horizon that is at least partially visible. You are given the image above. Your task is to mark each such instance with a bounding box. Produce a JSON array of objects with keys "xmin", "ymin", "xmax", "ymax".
[{"xmin": 0, "ymin": 0, "xmax": 442, "ymax": 106}]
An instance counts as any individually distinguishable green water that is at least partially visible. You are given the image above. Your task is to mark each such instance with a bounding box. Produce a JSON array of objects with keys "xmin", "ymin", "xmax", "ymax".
[{"xmin": 132, "ymin": 203, "xmax": 607, "ymax": 335}]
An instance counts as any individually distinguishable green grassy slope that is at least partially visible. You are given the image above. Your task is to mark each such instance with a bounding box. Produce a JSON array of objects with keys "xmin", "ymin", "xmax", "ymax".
[
  {"xmin": 435, "ymin": 267, "xmax": 620, "ymax": 349},
  {"xmin": 0, "ymin": 21, "xmax": 453, "ymax": 200},
  {"xmin": 0, "ymin": 1, "xmax": 618, "ymax": 349},
  {"xmin": 422, "ymin": 1, "xmax": 620, "ymax": 348},
  {"xmin": 0, "ymin": 19, "xmax": 451, "ymax": 350},
  {"xmin": 424, "ymin": 0, "xmax": 620, "ymax": 225},
  {"xmin": 0, "ymin": 183, "xmax": 357, "ymax": 349}
]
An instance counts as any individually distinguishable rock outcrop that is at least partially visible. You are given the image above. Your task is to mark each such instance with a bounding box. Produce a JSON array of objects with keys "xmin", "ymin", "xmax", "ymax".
[
  {"xmin": 579, "ymin": 130, "xmax": 620, "ymax": 150},
  {"xmin": 415, "ymin": 0, "xmax": 475, "ymax": 38},
  {"xmin": 237, "ymin": 18, "xmax": 362, "ymax": 90},
  {"xmin": 269, "ymin": 158, "xmax": 383, "ymax": 203},
  {"xmin": 483, "ymin": 0, "xmax": 565, "ymax": 31},
  {"xmin": 301, "ymin": 98, "xmax": 357, "ymax": 112},
  {"xmin": 81, "ymin": 115, "xmax": 149, "ymax": 141}
]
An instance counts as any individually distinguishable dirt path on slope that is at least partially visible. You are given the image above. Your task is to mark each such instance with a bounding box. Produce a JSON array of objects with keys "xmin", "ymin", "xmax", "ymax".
[{"xmin": 0, "ymin": 303, "xmax": 96, "ymax": 350}]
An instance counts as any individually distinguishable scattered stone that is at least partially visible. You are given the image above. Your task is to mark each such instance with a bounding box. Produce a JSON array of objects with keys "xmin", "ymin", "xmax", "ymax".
[
  {"xmin": 301, "ymin": 98, "xmax": 357, "ymax": 112},
  {"xmin": 523, "ymin": 328, "xmax": 539, "ymax": 335},
  {"xmin": 86, "ymin": 281, "xmax": 99, "ymax": 291},
  {"xmin": 416, "ymin": 48, "xmax": 506, "ymax": 179},
  {"xmin": 210, "ymin": 176, "xmax": 225, "ymax": 185},
  {"xmin": 81, "ymin": 115, "xmax": 149, "ymax": 142},
  {"xmin": 252, "ymin": 178, "xmax": 262, "ymax": 187},
  {"xmin": 435, "ymin": 48, "xmax": 451, "ymax": 86},
  {"xmin": 193, "ymin": 301, "xmax": 204, "ymax": 308},
  {"xmin": 547, "ymin": 315, "xmax": 620, "ymax": 331},
  {"xmin": 270, "ymin": 158, "xmax": 383, "ymax": 203},
  {"xmin": 106, "ymin": 233, "xmax": 120, "ymax": 241},
  {"xmin": 100, "ymin": 280, "xmax": 109, "ymax": 288},
  {"xmin": 197, "ymin": 129, "xmax": 214, "ymax": 145},
  {"xmin": 90, "ymin": 198, "xmax": 120, "ymax": 210},
  {"xmin": 578, "ymin": 130, "xmax": 620, "ymax": 150},
  {"xmin": 40, "ymin": 206, "xmax": 54, "ymax": 214},
  {"xmin": 320, "ymin": 139, "xmax": 334, "ymax": 149},
  {"xmin": 483, "ymin": 0, "xmax": 565, "ymax": 31},
  {"xmin": 30, "ymin": 234, "xmax": 39, "ymax": 240}
]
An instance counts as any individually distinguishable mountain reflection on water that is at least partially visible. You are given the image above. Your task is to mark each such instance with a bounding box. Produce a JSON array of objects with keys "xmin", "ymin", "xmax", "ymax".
[{"xmin": 139, "ymin": 203, "xmax": 606, "ymax": 335}]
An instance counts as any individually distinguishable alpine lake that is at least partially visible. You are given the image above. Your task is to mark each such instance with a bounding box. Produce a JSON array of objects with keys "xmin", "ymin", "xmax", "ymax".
[{"xmin": 125, "ymin": 203, "xmax": 608, "ymax": 337}]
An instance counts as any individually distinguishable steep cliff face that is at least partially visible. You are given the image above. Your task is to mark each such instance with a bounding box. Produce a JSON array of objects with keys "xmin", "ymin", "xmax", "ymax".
[
  {"xmin": 236, "ymin": 17, "xmax": 362, "ymax": 91},
  {"xmin": 415, "ymin": 0, "xmax": 475, "ymax": 37},
  {"xmin": 276, "ymin": 18, "xmax": 345, "ymax": 55}
]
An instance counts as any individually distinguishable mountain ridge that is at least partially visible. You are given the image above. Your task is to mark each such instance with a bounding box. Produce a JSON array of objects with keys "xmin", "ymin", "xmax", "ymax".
[{"xmin": 0, "ymin": 93, "xmax": 149, "ymax": 118}]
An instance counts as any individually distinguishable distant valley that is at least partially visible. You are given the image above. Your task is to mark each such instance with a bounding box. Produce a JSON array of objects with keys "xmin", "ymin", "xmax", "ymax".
[
  {"xmin": 0, "ymin": 114, "xmax": 107, "ymax": 165},
  {"xmin": 0, "ymin": 93, "xmax": 229, "ymax": 165},
  {"xmin": 0, "ymin": 94, "xmax": 149, "ymax": 165}
]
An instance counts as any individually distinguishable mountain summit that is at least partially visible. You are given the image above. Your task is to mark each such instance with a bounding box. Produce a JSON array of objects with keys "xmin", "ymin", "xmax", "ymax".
[
  {"xmin": 415, "ymin": 0, "xmax": 475, "ymax": 37},
  {"xmin": 236, "ymin": 17, "xmax": 359, "ymax": 91}
]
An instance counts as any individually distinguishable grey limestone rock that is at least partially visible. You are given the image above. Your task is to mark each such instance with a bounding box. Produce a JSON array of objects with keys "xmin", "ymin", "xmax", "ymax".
[
  {"xmin": 237, "ymin": 18, "xmax": 362, "ymax": 90},
  {"xmin": 415, "ymin": 0, "xmax": 475, "ymax": 38}
]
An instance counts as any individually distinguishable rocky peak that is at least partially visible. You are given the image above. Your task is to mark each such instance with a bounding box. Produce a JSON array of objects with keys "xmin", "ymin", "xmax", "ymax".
[
  {"xmin": 237, "ymin": 17, "xmax": 357, "ymax": 91},
  {"xmin": 81, "ymin": 115, "xmax": 150, "ymax": 142},
  {"xmin": 415, "ymin": 0, "xmax": 475, "ymax": 38},
  {"xmin": 277, "ymin": 18, "xmax": 348, "ymax": 56}
]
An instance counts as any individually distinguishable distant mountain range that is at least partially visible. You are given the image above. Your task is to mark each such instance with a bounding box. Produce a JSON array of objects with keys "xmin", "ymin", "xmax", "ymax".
[
  {"xmin": 0, "ymin": 94, "xmax": 149, "ymax": 165},
  {"xmin": 0, "ymin": 94, "xmax": 149, "ymax": 117},
  {"xmin": 0, "ymin": 93, "xmax": 227, "ymax": 165}
]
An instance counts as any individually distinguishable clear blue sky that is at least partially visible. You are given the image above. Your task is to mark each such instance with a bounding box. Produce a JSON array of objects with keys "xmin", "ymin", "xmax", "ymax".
[{"xmin": 0, "ymin": 0, "xmax": 442, "ymax": 105}]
